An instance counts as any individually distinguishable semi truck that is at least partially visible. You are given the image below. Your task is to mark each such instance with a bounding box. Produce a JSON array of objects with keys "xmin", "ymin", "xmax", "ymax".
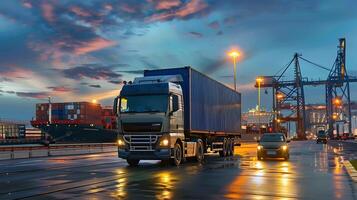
[{"xmin": 113, "ymin": 67, "xmax": 241, "ymax": 166}]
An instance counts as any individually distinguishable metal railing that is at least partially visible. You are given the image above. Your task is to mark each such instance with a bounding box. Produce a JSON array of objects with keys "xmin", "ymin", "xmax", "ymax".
[{"xmin": 0, "ymin": 143, "xmax": 116, "ymax": 160}]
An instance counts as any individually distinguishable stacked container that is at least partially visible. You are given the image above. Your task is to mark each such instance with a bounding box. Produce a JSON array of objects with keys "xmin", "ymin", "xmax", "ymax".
[
  {"xmin": 101, "ymin": 106, "xmax": 117, "ymax": 129},
  {"xmin": 34, "ymin": 102, "xmax": 103, "ymax": 127}
]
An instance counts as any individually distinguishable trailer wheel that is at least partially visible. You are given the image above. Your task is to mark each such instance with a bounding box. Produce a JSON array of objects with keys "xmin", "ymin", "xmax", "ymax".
[
  {"xmin": 196, "ymin": 140, "xmax": 204, "ymax": 163},
  {"xmin": 127, "ymin": 159, "xmax": 140, "ymax": 167},
  {"xmin": 219, "ymin": 138, "xmax": 227, "ymax": 157},
  {"xmin": 172, "ymin": 142, "xmax": 182, "ymax": 166},
  {"xmin": 225, "ymin": 138, "xmax": 230, "ymax": 157},
  {"xmin": 228, "ymin": 139, "xmax": 234, "ymax": 156}
]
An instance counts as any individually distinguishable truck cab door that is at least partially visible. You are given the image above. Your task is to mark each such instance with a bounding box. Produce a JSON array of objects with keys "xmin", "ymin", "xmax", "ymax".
[{"xmin": 169, "ymin": 94, "xmax": 184, "ymax": 133}]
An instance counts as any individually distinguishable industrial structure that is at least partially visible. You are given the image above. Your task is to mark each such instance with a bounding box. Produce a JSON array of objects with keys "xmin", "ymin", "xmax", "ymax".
[{"xmin": 256, "ymin": 38, "xmax": 357, "ymax": 139}]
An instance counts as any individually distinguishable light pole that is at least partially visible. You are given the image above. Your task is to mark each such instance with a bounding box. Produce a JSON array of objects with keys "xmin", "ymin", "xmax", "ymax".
[
  {"xmin": 256, "ymin": 77, "xmax": 263, "ymax": 112},
  {"xmin": 48, "ymin": 96, "xmax": 52, "ymax": 124},
  {"xmin": 228, "ymin": 51, "xmax": 240, "ymax": 91}
]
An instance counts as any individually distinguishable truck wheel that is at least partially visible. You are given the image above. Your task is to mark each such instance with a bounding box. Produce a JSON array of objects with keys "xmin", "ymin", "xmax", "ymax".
[
  {"xmin": 196, "ymin": 140, "xmax": 204, "ymax": 163},
  {"xmin": 127, "ymin": 159, "xmax": 140, "ymax": 167},
  {"xmin": 173, "ymin": 142, "xmax": 182, "ymax": 166}
]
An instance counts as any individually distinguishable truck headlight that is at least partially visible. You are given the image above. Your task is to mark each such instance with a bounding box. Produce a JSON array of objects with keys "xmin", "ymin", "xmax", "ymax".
[
  {"xmin": 160, "ymin": 139, "xmax": 169, "ymax": 147},
  {"xmin": 117, "ymin": 138, "xmax": 125, "ymax": 147},
  {"xmin": 257, "ymin": 145, "xmax": 263, "ymax": 150},
  {"xmin": 281, "ymin": 145, "xmax": 288, "ymax": 151}
]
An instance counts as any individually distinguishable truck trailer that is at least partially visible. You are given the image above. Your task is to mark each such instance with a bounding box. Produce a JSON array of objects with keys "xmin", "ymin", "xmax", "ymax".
[{"xmin": 113, "ymin": 67, "xmax": 241, "ymax": 166}]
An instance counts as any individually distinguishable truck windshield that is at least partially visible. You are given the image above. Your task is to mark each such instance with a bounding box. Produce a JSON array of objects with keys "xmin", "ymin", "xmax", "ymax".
[
  {"xmin": 261, "ymin": 134, "xmax": 285, "ymax": 142},
  {"xmin": 120, "ymin": 95, "xmax": 168, "ymax": 113}
]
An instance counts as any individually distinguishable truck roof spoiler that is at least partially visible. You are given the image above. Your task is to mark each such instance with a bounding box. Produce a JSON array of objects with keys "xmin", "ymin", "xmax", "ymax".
[{"xmin": 133, "ymin": 75, "xmax": 183, "ymax": 84}]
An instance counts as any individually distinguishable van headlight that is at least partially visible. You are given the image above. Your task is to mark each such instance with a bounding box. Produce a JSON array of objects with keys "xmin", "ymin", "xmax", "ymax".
[{"xmin": 281, "ymin": 145, "xmax": 288, "ymax": 151}]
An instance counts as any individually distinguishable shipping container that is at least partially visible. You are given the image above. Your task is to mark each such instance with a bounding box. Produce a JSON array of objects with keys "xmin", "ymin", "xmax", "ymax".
[{"xmin": 144, "ymin": 67, "xmax": 241, "ymax": 135}]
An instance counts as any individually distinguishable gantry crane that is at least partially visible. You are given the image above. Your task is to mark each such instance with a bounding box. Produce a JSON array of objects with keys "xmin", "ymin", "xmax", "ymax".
[{"xmin": 255, "ymin": 38, "xmax": 357, "ymax": 139}]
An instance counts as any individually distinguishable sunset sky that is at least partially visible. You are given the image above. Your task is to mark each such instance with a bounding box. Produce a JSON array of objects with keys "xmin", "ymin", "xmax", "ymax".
[{"xmin": 1, "ymin": 0, "xmax": 357, "ymax": 120}]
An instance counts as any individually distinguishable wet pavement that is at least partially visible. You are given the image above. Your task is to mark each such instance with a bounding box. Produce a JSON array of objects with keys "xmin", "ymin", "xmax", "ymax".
[{"xmin": 0, "ymin": 141, "xmax": 356, "ymax": 200}]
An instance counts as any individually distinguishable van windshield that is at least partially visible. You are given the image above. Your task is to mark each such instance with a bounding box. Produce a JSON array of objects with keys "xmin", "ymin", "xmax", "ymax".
[
  {"xmin": 261, "ymin": 134, "xmax": 285, "ymax": 142},
  {"xmin": 120, "ymin": 95, "xmax": 168, "ymax": 113},
  {"xmin": 318, "ymin": 131, "xmax": 326, "ymax": 137}
]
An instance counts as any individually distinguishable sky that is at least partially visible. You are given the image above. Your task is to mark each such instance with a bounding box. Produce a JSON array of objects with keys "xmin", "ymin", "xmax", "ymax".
[{"xmin": 0, "ymin": 0, "xmax": 357, "ymax": 120}]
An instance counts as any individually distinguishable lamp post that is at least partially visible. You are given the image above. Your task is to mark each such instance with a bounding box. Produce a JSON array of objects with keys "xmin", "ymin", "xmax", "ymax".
[
  {"xmin": 228, "ymin": 51, "xmax": 240, "ymax": 91},
  {"xmin": 256, "ymin": 77, "xmax": 263, "ymax": 112},
  {"xmin": 48, "ymin": 96, "xmax": 52, "ymax": 124}
]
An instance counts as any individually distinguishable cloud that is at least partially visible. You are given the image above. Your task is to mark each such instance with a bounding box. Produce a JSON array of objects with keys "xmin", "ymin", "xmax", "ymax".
[
  {"xmin": 61, "ymin": 64, "xmax": 123, "ymax": 83},
  {"xmin": 47, "ymin": 86, "xmax": 74, "ymax": 93},
  {"xmin": 16, "ymin": 91, "xmax": 49, "ymax": 99},
  {"xmin": 41, "ymin": 2, "xmax": 55, "ymax": 22},
  {"xmin": 73, "ymin": 38, "xmax": 117, "ymax": 55},
  {"xmin": 208, "ymin": 20, "xmax": 220, "ymax": 29},
  {"xmin": 147, "ymin": 0, "xmax": 208, "ymax": 22},
  {"xmin": 116, "ymin": 70, "xmax": 145, "ymax": 75},
  {"xmin": 188, "ymin": 31, "xmax": 203, "ymax": 38},
  {"xmin": 216, "ymin": 30, "xmax": 223, "ymax": 35},
  {"xmin": 89, "ymin": 84, "xmax": 101, "ymax": 88},
  {"xmin": 0, "ymin": 67, "xmax": 33, "ymax": 79},
  {"xmin": 108, "ymin": 80, "xmax": 122, "ymax": 84},
  {"xmin": 199, "ymin": 57, "xmax": 227, "ymax": 74},
  {"xmin": 155, "ymin": 0, "xmax": 182, "ymax": 10},
  {"xmin": 223, "ymin": 15, "xmax": 237, "ymax": 25}
]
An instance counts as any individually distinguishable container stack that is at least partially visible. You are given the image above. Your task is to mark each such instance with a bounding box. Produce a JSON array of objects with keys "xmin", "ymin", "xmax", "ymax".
[
  {"xmin": 102, "ymin": 106, "xmax": 117, "ymax": 129},
  {"xmin": 33, "ymin": 102, "xmax": 110, "ymax": 128}
]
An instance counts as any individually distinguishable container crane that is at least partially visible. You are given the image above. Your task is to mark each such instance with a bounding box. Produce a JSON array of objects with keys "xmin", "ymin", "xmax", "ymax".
[{"xmin": 255, "ymin": 38, "xmax": 357, "ymax": 139}]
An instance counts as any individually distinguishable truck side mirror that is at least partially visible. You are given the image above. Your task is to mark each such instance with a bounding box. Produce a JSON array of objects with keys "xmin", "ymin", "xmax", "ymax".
[
  {"xmin": 170, "ymin": 95, "xmax": 179, "ymax": 114},
  {"xmin": 113, "ymin": 96, "xmax": 119, "ymax": 116}
]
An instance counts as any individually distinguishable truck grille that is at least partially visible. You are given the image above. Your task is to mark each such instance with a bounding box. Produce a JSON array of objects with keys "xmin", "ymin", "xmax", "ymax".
[
  {"xmin": 122, "ymin": 122, "xmax": 162, "ymax": 132},
  {"xmin": 123, "ymin": 135, "xmax": 158, "ymax": 151}
]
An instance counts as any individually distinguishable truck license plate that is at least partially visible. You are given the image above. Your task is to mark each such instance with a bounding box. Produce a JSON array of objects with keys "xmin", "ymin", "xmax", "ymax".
[{"xmin": 267, "ymin": 150, "xmax": 276, "ymax": 155}]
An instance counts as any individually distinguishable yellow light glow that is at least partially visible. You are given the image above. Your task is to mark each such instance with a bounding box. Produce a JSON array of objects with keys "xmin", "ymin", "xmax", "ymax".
[
  {"xmin": 117, "ymin": 139, "xmax": 124, "ymax": 146},
  {"xmin": 92, "ymin": 99, "xmax": 97, "ymax": 104},
  {"xmin": 160, "ymin": 139, "xmax": 169, "ymax": 146},
  {"xmin": 256, "ymin": 77, "xmax": 263, "ymax": 83},
  {"xmin": 257, "ymin": 145, "xmax": 263, "ymax": 150},
  {"xmin": 277, "ymin": 93, "xmax": 284, "ymax": 99},
  {"xmin": 333, "ymin": 114, "xmax": 338, "ymax": 120},
  {"xmin": 333, "ymin": 98, "xmax": 342, "ymax": 106},
  {"xmin": 228, "ymin": 51, "xmax": 240, "ymax": 58},
  {"xmin": 282, "ymin": 145, "xmax": 288, "ymax": 151}
]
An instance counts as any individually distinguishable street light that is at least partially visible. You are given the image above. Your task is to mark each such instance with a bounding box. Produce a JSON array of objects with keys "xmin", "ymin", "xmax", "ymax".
[
  {"xmin": 333, "ymin": 97, "xmax": 342, "ymax": 106},
  {"xmin": 256, "ymin": 77, "xmax": 263, "ymax": 112},
  {"xmin": 276, "ymin": 93, "xmax": 284, "ymax": 100},
  {"xmin": 228, "ymin": 50, "xmax": 240, "ymax": 91}
]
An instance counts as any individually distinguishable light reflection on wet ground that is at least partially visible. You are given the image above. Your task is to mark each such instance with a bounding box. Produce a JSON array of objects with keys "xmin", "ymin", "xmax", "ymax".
[{"xmin": 0, "ymin": 141, "xmax": 356, "ymax": 199}]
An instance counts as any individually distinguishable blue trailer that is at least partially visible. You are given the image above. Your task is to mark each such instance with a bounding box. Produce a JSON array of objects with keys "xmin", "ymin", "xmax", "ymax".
[{"xmin": 114, "ymin": 67, "xmax": 241, "ymax": 166}]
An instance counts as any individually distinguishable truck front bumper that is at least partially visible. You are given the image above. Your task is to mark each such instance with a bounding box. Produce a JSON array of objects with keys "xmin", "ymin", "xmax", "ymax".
[{"xmin": 118, "ymin": 148, "xmax": 171, "ymax": 160}]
